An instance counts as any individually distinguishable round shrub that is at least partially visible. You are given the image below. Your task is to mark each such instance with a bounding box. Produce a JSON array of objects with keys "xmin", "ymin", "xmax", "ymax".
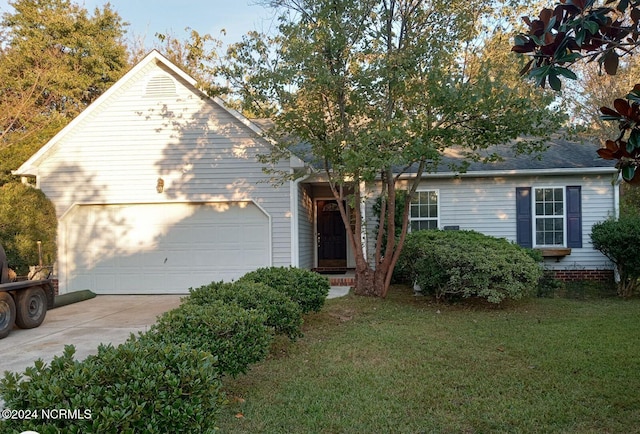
[
  {"xmin": 187, "ymin": 280, "xmax": 304, "ymax": 340},
  {"xmin": 0, "ymin": 182, "xmax": 57, "ymax": 275},
  {"xmin": 0, "ymin": 341, "xmax": 223, "ymax": 434},
  {"xmin": 145, "ymin": 300, "xmax": 272, "ymax": 377},
  {"xmin": 401, "ymin": 230, "xmax": 542, "ymax": 304},
  {"xmin": 591, "ymin": 215, "xmax": 640, "ymax": 297},
  {"xmin": 238, "ymin": 266, "xmax": 330, "ymax": 313}
]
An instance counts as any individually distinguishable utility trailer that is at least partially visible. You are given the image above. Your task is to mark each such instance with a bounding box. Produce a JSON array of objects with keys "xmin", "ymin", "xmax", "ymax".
[{"xmin": 0, "ymin": 243, "xmax": 54, "ymax": 339}]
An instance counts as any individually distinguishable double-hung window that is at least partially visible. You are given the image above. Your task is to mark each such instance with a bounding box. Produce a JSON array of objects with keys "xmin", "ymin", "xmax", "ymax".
[
  {"xmin": 534, "ymin": 187, "xmax": 565, "ymax": 246},
  {"xmin": 515, "ymin": 186, "xmax": 582, "ymax": 249},
  {"xmin": 409, "ymin": 190, "xmax": 439, "ymax": 231}
]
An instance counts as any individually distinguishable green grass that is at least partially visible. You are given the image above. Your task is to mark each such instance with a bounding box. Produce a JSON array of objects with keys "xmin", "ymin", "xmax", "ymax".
[{"xmin": 218, "ymin": 286, "xmax": 640, "ymax": 433}]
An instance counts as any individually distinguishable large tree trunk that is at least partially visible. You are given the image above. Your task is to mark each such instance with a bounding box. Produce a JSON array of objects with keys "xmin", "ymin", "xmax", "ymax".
[
  {"xmin": 353, "ymin": 265, "xmax": 388, "ymax": 297},
  {"xmin": 344, "ymin": 170, "xmax": 420, "ymax": 298},
  {"xmin": 328, "ymin": 163, "xmax": 426, "ymax": 298}
]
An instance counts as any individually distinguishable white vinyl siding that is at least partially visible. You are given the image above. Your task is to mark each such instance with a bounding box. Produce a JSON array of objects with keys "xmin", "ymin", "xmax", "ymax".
[
  {"xmin": 29, "ymin": 57, "xmax": 294, "ymax": 293},
  {"xmin": 365, "ymin": 174, "xmax": 616, "ymax": 271},
  {"xmin": 298, "ymin": 183, "xmax": 314, "ymax": 269}
]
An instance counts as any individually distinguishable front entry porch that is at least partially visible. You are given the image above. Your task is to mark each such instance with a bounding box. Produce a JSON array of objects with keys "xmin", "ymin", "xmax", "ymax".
[
  {"xmin": 295, "ymin": 181, "xmax": 358, "ymax": 279},
  {"xmin": 316, "ymin": 200, "xmax": 347, "ymax": 270},
  {"xmin": 325, "ymin": 270, "xmax": 356, "ymax": 286},
  {"xmin": 314, "ymin": 200, "xmax": 356, "ymax": 286}
]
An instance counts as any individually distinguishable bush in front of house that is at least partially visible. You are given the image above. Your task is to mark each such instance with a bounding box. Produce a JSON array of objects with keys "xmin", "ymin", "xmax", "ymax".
[
  {"xmin": 187, "ymin": 280, "xmax": 304, "ymax": 340},
  {"xmin": 142, "ymin": 300, "xmax": 272, "ymax": 377},
  {"xmin": 0, "ymin": 341, "xmax": 223, "ymax": 434},
  {"xmin": 238, "ymin": 266, "xmax": 330, "ymax": 313},
  {"xmin": 591, "ymin": 215, "xmax": 640, "ymax": 297},
  {"xmin": 400, "ymin": 230, "xmax": 542, "ymax": 303}
]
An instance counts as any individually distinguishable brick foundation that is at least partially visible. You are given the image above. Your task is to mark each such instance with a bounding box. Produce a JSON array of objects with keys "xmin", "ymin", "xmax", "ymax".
[
  {"xmin": 313, "ymin": 268, "xmax": 356, "ymax": 287},
  {"xmin": 329, "ymin": 276, "xmax": 356, "ymax": 286},
  {"xmin": 552, "ymin": 269, "xmax": 614, "ymax": 282}
]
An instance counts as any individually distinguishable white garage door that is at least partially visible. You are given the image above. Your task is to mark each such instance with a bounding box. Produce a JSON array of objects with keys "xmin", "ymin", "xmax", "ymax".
[{"xmin": 61, "ymin": 202, "xmax": 270, "ymax": 294}]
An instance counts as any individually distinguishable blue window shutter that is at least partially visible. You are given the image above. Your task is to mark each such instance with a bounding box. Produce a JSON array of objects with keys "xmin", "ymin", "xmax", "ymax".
[
  {"xmin": 566, "ymin": 186, "xmax": 582, "ymax": 248},
  {"xmin": 516, "ymin": 187, "xmax": 532, "ymax": 248}
]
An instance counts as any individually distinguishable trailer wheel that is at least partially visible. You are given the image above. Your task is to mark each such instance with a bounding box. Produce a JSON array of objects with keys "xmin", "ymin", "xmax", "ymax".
[
  {"xmin": 0, "ymin": 292, "xmax": 16, "ymax": 339},
  {"xmin": 15, "ymin": 286, "xmax": 47, "ymax": 329}
]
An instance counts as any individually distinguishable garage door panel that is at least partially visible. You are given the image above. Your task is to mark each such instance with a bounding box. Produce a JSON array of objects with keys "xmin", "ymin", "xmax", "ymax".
[
  {"xmin": 104, "ymin": 269, "xmax": 249, "ymax": 293},
  {"xmin": 71, "ymin": 273, "xmax": 101, "ymax": 291},
  {"xmin": 215, "ymin": 226, "xmax": 242, "ymax": 243},
  {"xmin": 63, "ymin": 202, "xmax": 270, "ymax": 294},
  {"xmin": 93, "ymin": 273, "xmax": 119, "ymax": 290}
]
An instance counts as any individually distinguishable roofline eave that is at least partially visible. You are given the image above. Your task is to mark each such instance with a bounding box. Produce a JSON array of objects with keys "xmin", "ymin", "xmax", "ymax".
[
  {"xmin": 396, "ymin": 166, "xmax": 618, "ymax": 179},
  {"xmin": 300, "ymin": 166, "xmax": 618, "ymax": 183}
]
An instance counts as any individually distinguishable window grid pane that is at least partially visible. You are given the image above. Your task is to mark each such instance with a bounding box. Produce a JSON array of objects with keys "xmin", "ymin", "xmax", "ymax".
[
  {"xmin": 409, "ymin": 190, "xmax": 438, "ymax": 231},
  {"xmin": 534, "ymin": 188, "xmax": 564, "ymax": 246}
]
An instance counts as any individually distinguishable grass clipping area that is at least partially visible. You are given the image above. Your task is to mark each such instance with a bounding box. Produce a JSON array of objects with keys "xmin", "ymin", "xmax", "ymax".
[{"xmin": 219, "ymin": 286, "xmax": 640, "ymax": 433}]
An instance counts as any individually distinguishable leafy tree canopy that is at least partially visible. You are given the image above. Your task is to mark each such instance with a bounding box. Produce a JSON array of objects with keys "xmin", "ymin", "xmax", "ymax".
[
  {"xmin": 213, "ymin": 0, "xmax": 564, "ymax": 296},
  {"xmin": 513, "ymin": 0, "xmax": 640, "ymax": 90}
]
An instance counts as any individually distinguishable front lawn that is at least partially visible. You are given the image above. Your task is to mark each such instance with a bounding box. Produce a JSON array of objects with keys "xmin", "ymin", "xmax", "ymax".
[{"xmin": 219, "ymin": 286, "xmax": 640, "ymax": 433}]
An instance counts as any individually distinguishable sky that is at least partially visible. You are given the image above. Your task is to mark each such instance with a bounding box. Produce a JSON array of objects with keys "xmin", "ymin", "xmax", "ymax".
[{"xmin": 0, "ymin": 0, "xmax": 277, "ymax": 48}]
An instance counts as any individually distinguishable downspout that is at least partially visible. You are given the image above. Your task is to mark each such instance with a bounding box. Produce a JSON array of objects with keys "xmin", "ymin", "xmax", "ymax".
[
  {"xmin": 614, "ymin": 172, "xmax": 622, "ymax": 220},
  {"xmin": 613, "ymin": 172, "xmax": 623, "ymax": 283}
]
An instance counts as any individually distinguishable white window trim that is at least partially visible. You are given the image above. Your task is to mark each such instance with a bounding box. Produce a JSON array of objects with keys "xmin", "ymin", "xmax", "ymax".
[
  {"xmin": 408, "ymin": 189, "xmax": 440, "ymax": 232},
  {"xmin": 532, "ymin": 186, "xmax": 567, "ymax": 248}
]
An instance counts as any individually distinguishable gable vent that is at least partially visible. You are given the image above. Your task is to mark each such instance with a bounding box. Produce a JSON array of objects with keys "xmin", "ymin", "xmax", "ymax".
[{"xmin": 145, "ymin": 75, "xmax": 177, "ymax": 97}]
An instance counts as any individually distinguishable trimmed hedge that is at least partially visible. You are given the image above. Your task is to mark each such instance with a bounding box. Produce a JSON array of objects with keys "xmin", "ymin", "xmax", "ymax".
[
  {"xmin": 0, "ymin": 341, "xmax": 223, "ymax": 433},
  {"xmin": 399, "ymin": 230, "xmax": 542, "ymax": 303},
  {"xmin": 0, "ymin": 267, "xmax": 333, "ymax": 431},
  {"xmin": 238, "ymin": 266, "xmax": 330, "ymax": 313},
  {"xmin": 142, "ymin": 300, "xmax": 272, "ymax": 377},
  {"xmin": 187, "ymin": 280, "xmax": 304, "ymax": 340}
]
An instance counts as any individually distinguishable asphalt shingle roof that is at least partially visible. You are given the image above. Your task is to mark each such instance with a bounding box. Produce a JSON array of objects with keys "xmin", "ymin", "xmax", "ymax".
[
  {"xmin": 430, "ymin": 137, "xmax": 614, "ymax": 173},
  {"xmin": 250, "ymin": 118, "xmax": 615, "ymax": 174}
]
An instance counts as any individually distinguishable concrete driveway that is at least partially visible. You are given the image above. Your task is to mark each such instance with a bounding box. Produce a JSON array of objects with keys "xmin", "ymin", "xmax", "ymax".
[
  {"xmin": 0, "ymin": 295, "xmax": 183, "ymax": 375},
  {"xmin": 0, "ymin": 286, "xmax": 350, "ymax": 375}
]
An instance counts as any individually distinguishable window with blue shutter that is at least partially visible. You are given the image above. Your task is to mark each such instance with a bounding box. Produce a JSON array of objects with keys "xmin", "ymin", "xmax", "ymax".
[
  {"xmin": 515, "ymin": 186, "xmax": 582, "ymax": 249},
  {"xmin": 516, "ymin": 187, "xmax": 532, "ymax": 248},
  {"xmin": 566, "ymin": 186, "xmax": 582, "ymax": 248}
]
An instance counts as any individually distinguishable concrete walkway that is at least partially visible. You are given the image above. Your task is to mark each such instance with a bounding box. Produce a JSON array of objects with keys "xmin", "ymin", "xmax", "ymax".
[
  {"xmin": 0, "ymin": 287, "xmax": 351, "ymax": 375},
  {"xmin": 328, "ymin": 286, "xmax": 350, "ymax": 299}
]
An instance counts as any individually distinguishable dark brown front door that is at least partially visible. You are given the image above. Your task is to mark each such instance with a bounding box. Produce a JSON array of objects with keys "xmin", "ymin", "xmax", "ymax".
[{"xmin": 317, "ymin": 200, "xmax": 347, "ymax": 268}]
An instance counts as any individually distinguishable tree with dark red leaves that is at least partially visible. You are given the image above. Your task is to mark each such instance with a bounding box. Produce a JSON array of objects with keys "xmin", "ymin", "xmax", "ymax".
[{"xmin": 513, "ymin": 0, "xmax": 640, "ymax": 182}]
